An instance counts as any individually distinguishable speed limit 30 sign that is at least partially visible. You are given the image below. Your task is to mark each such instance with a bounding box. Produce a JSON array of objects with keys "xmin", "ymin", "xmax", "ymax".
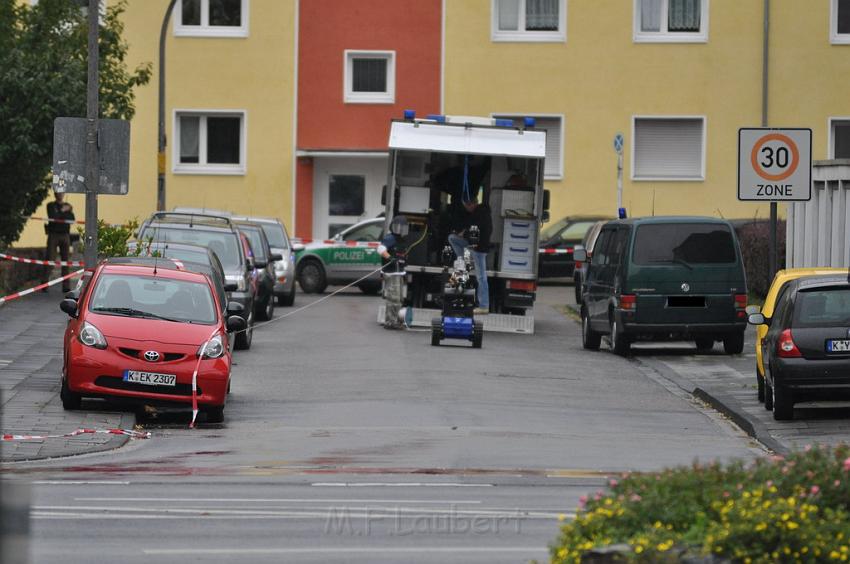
[{"xmin": 738, "ymin": 128, "xmax": 811, "ymax": 201}]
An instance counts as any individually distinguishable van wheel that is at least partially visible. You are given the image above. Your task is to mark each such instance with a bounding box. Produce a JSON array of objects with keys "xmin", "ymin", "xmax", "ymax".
[
  {"xmin": 573, "ymin": 276, "xmax": 582, "ymax": 305},
  {"xmin": 772, "ymin": 382, "xmax": 794, "ymax": 421},
  {"xmin": 695, "ymin": 337, "xmax": 714, "ymax": 352},
  {"xmin": 756, "ymin": 369, "xmax": 765, "ymax": 402},
  {"xmin": 723, "ymin": 332, "xmax": 745, "ymax": 354},
  {"xmin": 234, "ymin": 313, "xmax": 253, "ymax": 350},
  {"xmin": 278, "ymin": 287, "xmax": 296, "ymax": 307},
  {"xmin": 206, "ymin": 405, "xmax": 225, "ymax": 424},
  {"xmin": 610, "ymin": 318, "xmax": 631, "ymax": 356},
  {"xmin": 581, "ymin": 308, "xmax": 601, "ymax": 350}
]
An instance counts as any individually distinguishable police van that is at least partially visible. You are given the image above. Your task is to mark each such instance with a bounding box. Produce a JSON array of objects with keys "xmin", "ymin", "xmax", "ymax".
[{"xmin": 380, "ymin": 112, "xmax": 550, "ymax": 333}]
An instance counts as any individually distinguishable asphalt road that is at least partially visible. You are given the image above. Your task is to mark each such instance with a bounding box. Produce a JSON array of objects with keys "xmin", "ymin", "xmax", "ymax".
[{"xmin": 10, "ymin": 285, "xmax": 764, "ymax": 563}]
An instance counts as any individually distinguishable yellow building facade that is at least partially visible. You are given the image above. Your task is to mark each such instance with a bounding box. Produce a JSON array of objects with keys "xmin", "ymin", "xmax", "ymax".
[
  {"xmin": 16, "ymin": 0, "xmax": 297, "ymax": 248},
  {"xmin": 443, "ymin": 0, "xmax": 850, "ymax": 223},
  {"xmin": 13, "ymin": 0, "xmax": 850, "ymax": 248}
]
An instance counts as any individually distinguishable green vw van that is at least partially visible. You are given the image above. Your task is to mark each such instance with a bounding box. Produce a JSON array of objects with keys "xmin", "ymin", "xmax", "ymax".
[{"xmin": 578, "ymin": 217, "xmax": 748, "ymax": 356}]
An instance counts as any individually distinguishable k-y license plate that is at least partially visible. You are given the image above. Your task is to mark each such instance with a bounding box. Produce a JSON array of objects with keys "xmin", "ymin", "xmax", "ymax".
[
  {"xmin": 123, "ymin": 370, "xmax": 176, "ymax": 386},
  {"xmin": 826, "ymin": 339, "xmax": 850, "ymax": 353}
]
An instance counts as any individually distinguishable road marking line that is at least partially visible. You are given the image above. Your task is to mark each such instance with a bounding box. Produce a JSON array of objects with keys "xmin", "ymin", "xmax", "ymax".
[
  {"xmin": 33, "ymin": 481, "xmax": 131, "ymax": 485},
  {"xmin": 311, "ymin": 482, "xmax": 494, "ymax": 487},
  {"xmin": 142, "ymin": 547, "xmax": 546, "ymax": 555},
  {"xmin": 75, "ymin": 497, "xmax": 482, "ymax": 504}
]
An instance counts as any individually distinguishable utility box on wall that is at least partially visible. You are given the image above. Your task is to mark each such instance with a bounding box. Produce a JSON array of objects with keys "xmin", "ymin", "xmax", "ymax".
[{"xmin": 786, "ymin": 160, "xmax": 850, "ymax": 268}]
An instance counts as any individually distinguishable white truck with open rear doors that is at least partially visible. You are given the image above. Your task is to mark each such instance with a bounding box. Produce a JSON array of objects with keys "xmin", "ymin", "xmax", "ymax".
[{"xmin": 380, "ymin": 112, "xmax": 549, "ymax": 334}]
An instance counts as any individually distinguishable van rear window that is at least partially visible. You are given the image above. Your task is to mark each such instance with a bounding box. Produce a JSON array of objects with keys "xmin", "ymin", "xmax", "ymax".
[{"xmin": 633, "ymin": 223, "xmax": 736, "ymax": 265}]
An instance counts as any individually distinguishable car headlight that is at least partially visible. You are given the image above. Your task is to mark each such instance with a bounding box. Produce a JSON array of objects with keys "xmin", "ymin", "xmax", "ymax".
[
  {"xmin": 79, "ymin": 321, "xmax": 107, "ymax": 349},
  {"xmin": 197, "ymin": 334, "xmax": 224, "ymax": 359},
  {"xmin": 274, "ymin": 258, "xmax": 288, "ymax": 274},
  {"xmin": 225, "ymin": 275, "xmax": 247, "ymax": 292}
]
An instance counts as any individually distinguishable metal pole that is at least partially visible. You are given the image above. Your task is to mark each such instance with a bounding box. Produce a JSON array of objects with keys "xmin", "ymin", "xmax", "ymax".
[
  {"xmin": 762, "ymin": 0, "xmax": 777, "ymax": 278},
  {"xmin": 83, "ymin": 0, "xmax": 100, "ymax": 266},
  {"xmin": 617, "ymin": 152, "xmax": 623, "ymax": 215},
  {"xmin": 157, "ymin": 0, "xmax": 178, "ymax": 212}
]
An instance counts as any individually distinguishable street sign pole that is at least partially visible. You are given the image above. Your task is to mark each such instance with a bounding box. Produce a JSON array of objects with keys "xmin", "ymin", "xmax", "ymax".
[
  {"xmin": 84, "ymin": 0, "xmax": 100, "ymax": 266},
  {"xmin": 614, "ymin": 133, "xmax": 625, "ymax": 218},
  {"xmin": 157, "ymin": 0, "xmax": 178, "ymax": 212}
]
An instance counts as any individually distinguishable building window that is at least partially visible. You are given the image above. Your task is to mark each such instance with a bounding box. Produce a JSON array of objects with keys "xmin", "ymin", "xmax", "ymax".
[
  {"xmin": 173, "ymin": 111, "xmax": 246, "ymax": 175},
  {"xmin": 493, "ymin": 114, "xmax": 563, "ymax": 179},
  {"xmin": 175, "ymin": 0, "xmax": 248, "ymax": 38},
  {"xmin": 832, "ymin": 0, "xmax": 850, "ymax": 43},
  {"xmin": 344, "ymin": 51, "xmax": 395, "ymax": 104},
  {"xmin": 492, "ymin": 0, "xmax": 566, "ymax": 42},
  {"xmin": 632, "ymin": 117, "xmax": 705, "ymax": 181},
  {"xmin": 634, "ymin": 0, "xmax": 708, "ymax": 43},
  {"xmin": 830, "ymin": 119, "xmax": 850, "ymax": 158},
  {"xmin": 329, "ymin": 175, "xmax": 366, "ymax": 217}
]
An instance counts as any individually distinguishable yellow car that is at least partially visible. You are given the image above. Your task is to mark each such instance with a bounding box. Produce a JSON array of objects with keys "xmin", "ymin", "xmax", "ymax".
[{"xmin": 753, "ymin": 267, "xmax": 847, "ymax": 405}]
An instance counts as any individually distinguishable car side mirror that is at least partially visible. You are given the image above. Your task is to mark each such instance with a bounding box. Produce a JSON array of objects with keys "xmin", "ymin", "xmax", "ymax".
[
  {"xmin": 573, "ymin": 248, "xmax": 588, "ymax": 262},
  {"xmin": 542, "ymin": 189, "xmax": 550, "ymax": 212},
  {"xmin": 226, "ymin": 315, "xmax": 247, "ymax": 333},
  {"xmin": 246, "ymin": 261, "xmax": 255, "ymax": 273},
  {"xmin": 269, "ymin": 253, "xmax": 283, "ymax": 262},
  {"xmin": 224, "ymin": 283, "xmax": 238, "ymax": 292},
  {"xmin": 747, "ymin": 312, "xmax": 767, "ymax": 325},
  {"xmin": 65, "ymin": 289, "xmax": 80, "ymax": 301},
  {"xmin": 745, "ymin": 305, "xmax": 761, "ymax": 315},
  {"xmin": 254, "ymin": 259, "xmax": 268, "ymax": 268},
  {"xmin": 60, "ymin": 298, "xmax": 78, "ymax": 318},
  {"xmin": 226, "ymin": 301, "xmax": 244, "ymax": 316}
]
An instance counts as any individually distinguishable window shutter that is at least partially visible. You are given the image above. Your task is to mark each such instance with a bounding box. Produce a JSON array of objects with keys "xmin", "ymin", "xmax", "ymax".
[
  {"xmin": 634, "ymin": 118, "xmax": 703, "ymax": 179},
  {"xmin": 536, "ymin": 117, "xmax": 562, "ymax": 178}
]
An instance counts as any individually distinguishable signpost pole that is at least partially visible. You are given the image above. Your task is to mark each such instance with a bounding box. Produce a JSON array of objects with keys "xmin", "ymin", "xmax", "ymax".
[
  {"xmin": 614, "ymin": 133, "xmax": 625, "ymax": 218},
  {"xmin": 83, "ymin": 0, "xmax": 100, "ymax": 267},
  {"xmin": 157, "ymin": 0, "xmax": 178, "ymax": 212}
]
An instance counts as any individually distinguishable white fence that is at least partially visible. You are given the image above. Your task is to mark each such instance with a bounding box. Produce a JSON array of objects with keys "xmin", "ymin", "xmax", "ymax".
[{"xmin": 786, "ymin": 160, "xmax": 850, "ymax": 268}]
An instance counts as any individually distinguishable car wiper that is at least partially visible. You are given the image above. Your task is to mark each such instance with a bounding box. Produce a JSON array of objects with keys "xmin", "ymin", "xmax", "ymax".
[
  {"xmin": 648, "ymin": 258, "xmax": 693, "ymax": 270},
  {"xmin": 92, "ymin": 307, "xmax": 186, "ymax": 322}
]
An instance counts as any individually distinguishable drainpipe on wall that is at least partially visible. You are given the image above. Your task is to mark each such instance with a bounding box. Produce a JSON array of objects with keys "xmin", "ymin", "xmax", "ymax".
[{"xmin": 762, "ymin": 0, "xmax": 778, "ymax": 279}]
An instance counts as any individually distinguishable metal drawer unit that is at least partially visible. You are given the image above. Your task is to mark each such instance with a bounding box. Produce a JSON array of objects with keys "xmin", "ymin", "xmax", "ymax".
[{"xmin": 500, "ymin": 218, "xmax": 536, "ymax": 273}]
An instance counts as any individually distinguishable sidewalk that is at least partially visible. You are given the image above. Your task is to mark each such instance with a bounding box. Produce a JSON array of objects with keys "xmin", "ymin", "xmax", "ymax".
[
  {"xmin": 562, "ymin": 299, "xmax": 850, "ymax": 456},
  {"xmin": 0, "ymin": 289, "xmax": 135, "ymax": 463}
]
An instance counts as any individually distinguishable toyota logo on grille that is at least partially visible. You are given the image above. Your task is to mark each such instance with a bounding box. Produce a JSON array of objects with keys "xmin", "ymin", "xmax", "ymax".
[
  {"xmin": 681, "ymin": 283, "xmax": 690, "ymax": 293},
  {"xmin": 143, "ymin": 350, "xmax": 160, "ymax": 362}
]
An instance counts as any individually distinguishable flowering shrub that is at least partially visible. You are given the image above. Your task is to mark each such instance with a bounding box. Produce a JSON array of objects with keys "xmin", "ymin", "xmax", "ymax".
[
  {"xmin": 735, "ymin": 219, "xmax": 786, "ymax": 298},
  {"xmin": 551, "ymin": 445, "xmax": 850, "ymax": 563}
]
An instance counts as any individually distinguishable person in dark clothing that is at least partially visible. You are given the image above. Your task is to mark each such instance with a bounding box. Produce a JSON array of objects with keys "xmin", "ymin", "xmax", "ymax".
[
  {"xmin": 448, "ymin": 189, "xmax": 492, "ymax": 314},
  {"xmin": 44, "ymin": 190, "xmax": 75, "ymax": 292}
]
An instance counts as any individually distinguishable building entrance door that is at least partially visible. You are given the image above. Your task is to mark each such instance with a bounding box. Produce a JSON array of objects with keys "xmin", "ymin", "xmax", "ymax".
[{"xmin": 313, "ymin": 157, "xmax": 387, "ymax": 239}]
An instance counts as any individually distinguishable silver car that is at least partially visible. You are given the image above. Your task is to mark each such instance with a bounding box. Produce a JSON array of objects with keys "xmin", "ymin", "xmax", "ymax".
[{"xmin": 231, "ymin": 215, "xmax": 298, "ymax": 307}]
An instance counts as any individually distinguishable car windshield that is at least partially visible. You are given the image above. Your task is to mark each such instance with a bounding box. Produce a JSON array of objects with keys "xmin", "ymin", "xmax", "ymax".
[
  {"xmin": 140, "ymin": 227, "xmax": 240, "ymax": 270},
  {"xmin": 158, "ymin": 247, "xmax": 209, "ymax": 265},
  {"xmin": 260, "ymin": 223, "xmax": 289, "ymax": 249},
  {"xmin": 540, "ymin": 217, "xmax": 570, "ymax": 240},
  {"xmin": 793, "ymin": 287, "xmax": 850, "ymax": 327},
  {"xmin": 88, "ymin": 273, "xmax": 216, "ymax": 324},
  {"xmin": 560, "ymin": 221, "xmax": 596, "ymax": 241},
  {"xmin": 240, "ymin": 228, "xmax": 267, "ymax": 261},
  {"xmin": 633, "ymin": 223, "xmax": 736, "ymax": 265},
  {"xmin": 342, "ymin": 222, "xmax": 382, "ymax": 242}
]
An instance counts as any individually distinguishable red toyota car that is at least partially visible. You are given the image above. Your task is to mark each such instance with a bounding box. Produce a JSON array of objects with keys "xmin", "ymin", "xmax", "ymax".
[{"xmin": 59, "ymin": 259, "xmax": 246, "ymax": 423}]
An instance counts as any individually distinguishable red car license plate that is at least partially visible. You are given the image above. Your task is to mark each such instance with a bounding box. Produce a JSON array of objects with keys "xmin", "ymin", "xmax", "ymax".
[{"xmin": 123, "ymin": 370, "xmax": 176, "ymax": 386}]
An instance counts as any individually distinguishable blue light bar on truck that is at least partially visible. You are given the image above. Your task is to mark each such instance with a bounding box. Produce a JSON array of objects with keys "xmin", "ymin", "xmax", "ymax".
[
  {"xmin": 494, "ymin": 118, "xmax": 514, "ymax": 127},
  {"xmin": 426, "ymin": 114, "xmax": 446, "ymax": 123},
  {"xmin": 403, "ymin": 109, "xmax": 416, "ymax": 120},
  {"xmin": 524, "ymin": 117, "xmax": 536, "ymax": 128}
]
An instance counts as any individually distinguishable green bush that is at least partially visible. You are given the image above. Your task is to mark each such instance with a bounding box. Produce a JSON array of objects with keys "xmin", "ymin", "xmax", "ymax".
[
  {"xmin": 77, "ymin": 218, "xmax": 141, "ymax": 258},
  {"xmin": 551, "ymin": 445, "xmax": 850, "ymax": 563}
]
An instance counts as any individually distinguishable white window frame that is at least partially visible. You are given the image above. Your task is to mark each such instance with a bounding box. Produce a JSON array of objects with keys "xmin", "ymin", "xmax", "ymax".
[
  {"xmin": 831, "ymin": 0, "xmax": 850, "ymax": 44},
  {"xmin": 828, "ymin": 117, "xmax": 850, "ymax": 158},
  {"xmin": 633, "ymin": 0, "xmax": 709, "ymax": 43},
  {"xmin": 172, "ymin": 109, "xmax": 247, "ymax": 175},
  {"xmin": 631, "ymin": 115, "xmax": 706, "ymax": 182},
  {"xmin": 174, "ymin": 0, "xmax": 249, "ymax": 38},
  {"xmin": 491, "ymin": 0, "xmax": 567, "ymax": 43},
  {"xmin": 343, "ymin": 50, "xmax": 395, "ymax": 104},
  {"xmin": 491, "ymin": 113, "xmax": 564, "ymax": 180}
]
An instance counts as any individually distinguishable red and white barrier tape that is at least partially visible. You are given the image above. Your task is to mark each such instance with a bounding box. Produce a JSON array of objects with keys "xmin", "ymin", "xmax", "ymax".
[
  {"xmin": 190, "ymin": 328, "xmax": 221, "ymax": 429},
  {"xmin": 0, "ymin": 269, "xmax": 84, "ymax": 305},
  {"xmin": 27, "ymin": 215, "xmax": 86, "ymax": 225},
  {"xmin": 292, "ymin": 238, "xmax": 380, "ymax": 248},
  {"xmin": 0, "ymin": 252, "xmax": 85, "ymax": 267},
  {"xmin": 539, "ymin": 248, "xmax": 573, "ymax": 254},
  {"xmin": 1, "ymin": 428, "xmax": 150, "ymax": 441}
]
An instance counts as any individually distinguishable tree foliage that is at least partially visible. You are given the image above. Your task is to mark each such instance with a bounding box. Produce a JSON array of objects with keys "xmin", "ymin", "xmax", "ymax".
[{"xmin": 0, "ymin": 0, "xmax": 151, "ymax": 248}]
